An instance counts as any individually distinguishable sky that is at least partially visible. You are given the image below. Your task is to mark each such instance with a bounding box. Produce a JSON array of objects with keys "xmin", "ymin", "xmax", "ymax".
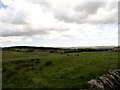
[{"xmin": 0, "ymin": 0, "xmax": 119, "ymax": 47}]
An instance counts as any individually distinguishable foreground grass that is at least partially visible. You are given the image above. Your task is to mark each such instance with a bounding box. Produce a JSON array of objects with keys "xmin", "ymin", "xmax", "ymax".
[{"xmin": 2, "ymin": 50, "xmax": 118, "ymax": 88}]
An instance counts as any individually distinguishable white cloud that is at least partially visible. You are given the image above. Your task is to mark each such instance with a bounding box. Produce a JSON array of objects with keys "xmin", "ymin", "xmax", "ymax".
[
  {"xmin": 0, "ymin": 0, "xmax": 118, "ymax": 47},
  {"xmin": 53, "ymin": 2, "xmax": 118, "ymax": 24}
]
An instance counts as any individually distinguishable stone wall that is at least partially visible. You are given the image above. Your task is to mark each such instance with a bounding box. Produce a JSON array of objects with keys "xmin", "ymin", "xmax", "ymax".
[{"xmin": 86, "ymin": 69, "xmax": 120, "ymax": 90}]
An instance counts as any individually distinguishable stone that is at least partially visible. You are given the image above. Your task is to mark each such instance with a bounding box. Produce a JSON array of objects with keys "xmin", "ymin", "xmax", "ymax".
[{"xmin": 86, "ymin": 69, "xmax": 120, "ymax": 89}]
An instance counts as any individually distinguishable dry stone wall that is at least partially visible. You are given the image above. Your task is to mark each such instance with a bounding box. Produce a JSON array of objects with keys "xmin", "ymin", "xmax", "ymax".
[{"xmin": 86, "ymin": 69, "xmax": 120, "ymax": 90}]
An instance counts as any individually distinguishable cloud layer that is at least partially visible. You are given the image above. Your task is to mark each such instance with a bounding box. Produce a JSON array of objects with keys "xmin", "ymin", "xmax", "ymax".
[{"xmin": 0, "ymin": 0, "xmax": 118, "ymax": 47}]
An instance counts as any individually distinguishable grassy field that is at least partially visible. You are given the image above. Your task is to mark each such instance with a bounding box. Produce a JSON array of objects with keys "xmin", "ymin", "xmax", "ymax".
[{"xmin": 2, "ymin": 50, "xmax": 118, "ymax": 88}]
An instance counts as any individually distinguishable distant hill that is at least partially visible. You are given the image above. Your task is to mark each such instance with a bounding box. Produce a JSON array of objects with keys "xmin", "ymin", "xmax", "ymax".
[{"xmin": 2, "ymin": 45, "xmax": 118, "ymax": 52}]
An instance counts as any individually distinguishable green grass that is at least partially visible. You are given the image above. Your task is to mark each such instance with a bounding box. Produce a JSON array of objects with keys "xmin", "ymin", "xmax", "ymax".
[{"xmin": 2, "ymin": 50, "xmax": 118, "ymax": 88}]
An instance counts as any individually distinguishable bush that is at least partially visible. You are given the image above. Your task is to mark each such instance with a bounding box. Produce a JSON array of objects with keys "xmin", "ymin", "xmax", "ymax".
[
  {"xmin": 67, "ymin": 54, "xmax": 70, "ymax": 56},
  {"xmin": 61, "ymin": 52, "xmax": 64, "ymax": 54},
  {"xmin": 31, "ymin": 59, "xmax": 35, "ymax": 62},
  {"xmin": 36, "ymin": 58, "xmax": 40, "ymax": 61},
  {"xmin": 76, "ymin": 54, "xmax": 79, "ymax": 56},
  {"xmin": 35, "ymin": 61, "xmax": 40, "ymax": 64},
  {"xmin": 44, "ymin": 60, "xmax": 52, "ymax": 66}
]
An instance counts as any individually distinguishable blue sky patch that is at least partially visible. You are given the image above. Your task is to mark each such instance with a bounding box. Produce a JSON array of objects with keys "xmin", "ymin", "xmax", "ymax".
[{"xmin": 0, "ymin": 1, "xmax": 8, "ymax": 9}]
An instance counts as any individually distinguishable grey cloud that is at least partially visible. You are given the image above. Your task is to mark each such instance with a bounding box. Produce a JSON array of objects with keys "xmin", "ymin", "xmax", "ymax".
[
  {"xmin": 36, "ymin": 2, "xmax": 51, "ymax": 10},
  {"xmin": 2, "ymin": 26, "xmax": 69, "ymax": 37},
  {"xmin": 54, "ymin": 2, "xmax": 117, "ymax": 24},
  {"xmin": 2, "ymin": 29, "xmax": 49, "ymax": 37},
  {"xmin": 1, "ymin": 10, "xmax": 28, "ymax": 25},
  {"xmin": 11, "ymin": 11, "xmax": 28, "ymax": 24},
  {"xmin": 75, "ymin": 2, "xmax": 106, "ymax": 15},
  {"xmin": 1, "ymin": 1, "xmax": 118, "ymax": 37},
  {"xmin": 62, "ymin": 35, "xmax": 74, "ymax": 38},
  {"xmin": 28, "ymin": 0, "xmax": 51, "ymax": 11}
]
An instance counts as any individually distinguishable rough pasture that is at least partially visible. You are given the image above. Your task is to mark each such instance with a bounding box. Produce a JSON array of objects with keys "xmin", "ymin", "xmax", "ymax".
[{"xmin": 2, "ymin": 50, "xmax": 118, "ymax": 88}]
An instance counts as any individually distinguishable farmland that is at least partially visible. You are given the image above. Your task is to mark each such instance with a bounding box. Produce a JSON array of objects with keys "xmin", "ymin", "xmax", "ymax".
[{"xmin": 2, "ymin": 47, "xmax": 118, "ymax": 88}]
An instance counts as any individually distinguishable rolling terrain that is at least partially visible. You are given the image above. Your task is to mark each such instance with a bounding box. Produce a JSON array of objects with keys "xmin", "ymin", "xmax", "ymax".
[{"xmin": 2, "ymin": 46, "xmax": 118, "ymax": 88}]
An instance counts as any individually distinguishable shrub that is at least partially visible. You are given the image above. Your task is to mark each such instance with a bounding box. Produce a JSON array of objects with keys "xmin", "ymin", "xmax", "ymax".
[
  {"xmin": 44, "ymin": 60, "xmax": 52, "ymax": 66},
  {"xmin": 67, "ymin": 54, "xmax": 70, "ymax": 56},
  {"xmin": 76, "ymin": 54, "xmax": 79, "ymax": 56},
  {"xmin": 31, "ymin": 59, "xmax": 35, "ymax": 62},
  {"xmin": 35, "ymin": 61, "xmax": 40, "ymax": 64},
  {"xmin": 61, "ymin": 52, "xmax": 64, "ymax": 54},
  {"xmin": 36, "ymin": 58, "xmax": 40, "ymax": 61}
]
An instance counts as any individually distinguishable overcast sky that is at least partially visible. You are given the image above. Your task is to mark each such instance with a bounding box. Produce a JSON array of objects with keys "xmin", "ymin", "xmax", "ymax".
[{"xmin": 0, "ymin": 0, "xmax": 119, "ymax": 47}]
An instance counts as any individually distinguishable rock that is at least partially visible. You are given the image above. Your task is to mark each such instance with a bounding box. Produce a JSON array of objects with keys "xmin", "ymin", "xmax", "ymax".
[
  {"xmin": 88, "ymin": 79, "xmax": 104, "ymax": 90},
  {"xmin": 86, "ymin": 69, "xmax": 120, "ymax": 89}
]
